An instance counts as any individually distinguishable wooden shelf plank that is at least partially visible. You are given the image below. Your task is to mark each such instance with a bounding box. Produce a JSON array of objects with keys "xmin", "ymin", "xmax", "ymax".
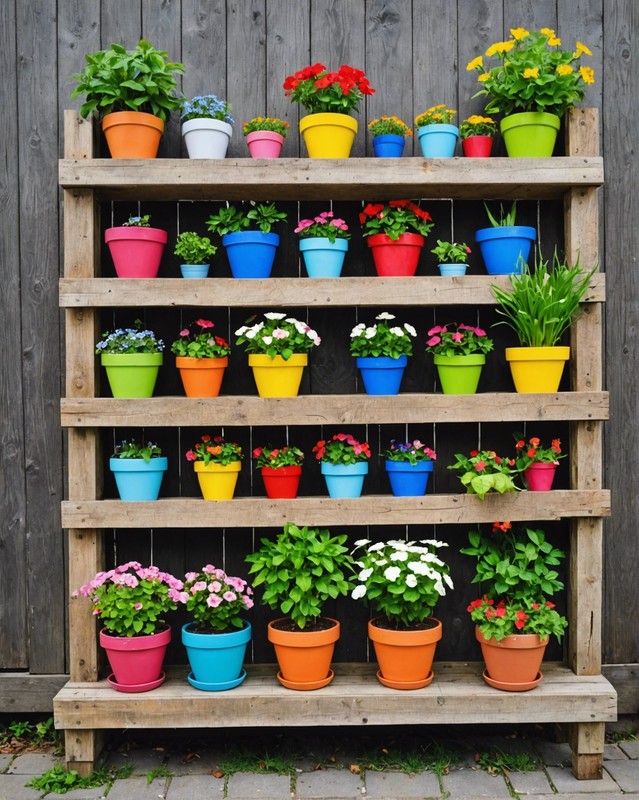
[
  {"xmin": 53, "ymin": 662, "xmax": 616, "ymax": 729},
  {"xmin": 60, "ymin": 392, "xmax": 609, "ymax": 427},
  {"xmin": 61, "ymin": 490, "xmax": 611, "ymax": 529},
  {"xmin": 58, "ymin": 156, "xmax": 604, "ymax": 201},
  {"xmin": 58, "ymin": 274, "xmax": 606, "ymax": 308}
]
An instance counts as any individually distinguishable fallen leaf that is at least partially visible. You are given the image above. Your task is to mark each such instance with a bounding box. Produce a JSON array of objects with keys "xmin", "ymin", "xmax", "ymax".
[
  {"xmin": 181, "ymin": 752, "xmax": 200, "ymax": 763},
  {"xmin": 211, "ymin": 770, "xmax": 224, "ymax": 779},
  {"xmin": 349, "ymin": 764, "xmax": 361, "ymax": 775},
  {"xmin": 312, "ymin": 762, "xmax": 324, "ymax": 771}
]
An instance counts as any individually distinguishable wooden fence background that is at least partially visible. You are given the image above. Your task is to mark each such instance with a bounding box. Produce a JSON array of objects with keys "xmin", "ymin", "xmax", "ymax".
[{"xmin": 0, "ymin": 0, "xmax": 637, "ymax": 712}]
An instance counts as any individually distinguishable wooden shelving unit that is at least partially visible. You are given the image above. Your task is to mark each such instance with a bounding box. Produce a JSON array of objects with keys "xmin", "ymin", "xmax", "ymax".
[{"xmin": 54, "ymin": 109, "xmax": 614, "ymax": 780}]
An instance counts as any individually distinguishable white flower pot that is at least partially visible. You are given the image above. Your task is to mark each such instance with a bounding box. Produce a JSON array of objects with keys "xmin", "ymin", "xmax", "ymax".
[{"xmin": 181, "ymin": 118, "xmax": 233, "ymax": 159}]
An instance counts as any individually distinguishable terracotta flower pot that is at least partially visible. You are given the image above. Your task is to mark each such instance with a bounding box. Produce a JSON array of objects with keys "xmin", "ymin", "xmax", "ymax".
[
  {"xmin": 102, "ymin": 111, "xmax": 164, "ymax": 159},
  {"xmin": 368, "ymin": 617, "xmax": 442, "ymax": 689},
  {"xmin": 268, "ymin": 618, "xmax": 339, "ymax": 690},
  {"xmin": 476, "ymin": 626, "xmax": 547, "ymax": 691}
]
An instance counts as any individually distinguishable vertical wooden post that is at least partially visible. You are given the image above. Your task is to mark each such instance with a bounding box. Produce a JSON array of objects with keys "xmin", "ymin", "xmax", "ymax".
[
  {"xmin": 62, "ymin": 110, "xmax": 103, "ymax": 775},
  {"xmin": 564, "ymin": 108, "xmax": 608, "ymax": 780}
]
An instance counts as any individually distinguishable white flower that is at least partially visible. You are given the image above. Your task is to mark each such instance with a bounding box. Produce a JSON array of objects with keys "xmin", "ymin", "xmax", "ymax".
[
  {"xmin": 420, "ymin": 538, "xmax": 448, "ymax": 548},
  {"xmin": 358, "ymin": 568, "xmax": 373, "ymax": 581},
  {"xmin": 352, "ymin": 585, "xmax": 367, "ymax": 600},
  {"xmin": 373, "ymin": 558, "xmax": 388, "ymax": 566},
  {"xmin": 308, "ymin": 331, "xmax": 321, "ymax": 346},
  {"xmin": 272, "ymin": 328, "xmax": 290, "ymax": 339},
  {"xmin": 265, "ymin": 312, "xmax": 286, "ymax": 320},
  {"xmin": 350, "ymin": 323, "xmax": 366, "ymax": 337},
  {"xmin": 294, "ymin": 320, "xmax": 310, "ymax": 334},
  {"xmin": 376, "ymin": 312, "xmax": 395, "ymax": 320},
  {"xmin": 235, "ymin": 325, "xmax": 248, "ymax": 336},
  {"xmin": 443, "ymin": 573, "xmax": 454, "ymax": 589},
  {"xmin": 405, "ymin": 574, "xmax": 418, "ymax": 588},
  {"xmin": 261, "ymin": 335, "xmax": 273, "ymax": 345},
  {"xmin": 384, "ymin": 566, "xmax": 401, "ymax": 582},
  {"xmin": 404, "ymin": 323, "xmax": 417, "ymax": 337},
  {"xmin": 364, "ymin": 326, "xmax": 377, "ymax": 339},
  {"xmin": 389, "ymin": 327, "xmax": 405, "ymax": 338},
  {"xmin": 354, "ymin": 538, "xmax": 371, "ymax": 547},
  {"xmin": 390, "ymin": 550, "xmax": 408, "ymax": 562},
  {"xmin": 407, "ymin": 560, "xmax": 429, "ymax": 575},
  {"xmin": 368, "ymin": 542, "xmax": 385, "ymax": 552},
  {"xmin": 245, "ymin": 329, "xmax": 258, "ymax": 339}
]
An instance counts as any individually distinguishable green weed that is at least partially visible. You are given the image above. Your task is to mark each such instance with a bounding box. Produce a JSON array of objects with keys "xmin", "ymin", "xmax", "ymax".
[
  {"xmin": 477, "ymin": 747, "xmax": 538, "ymax": 775},
  {"xmin": 146, "ymin": 763, "xmax": 173, "ymax": 784}
]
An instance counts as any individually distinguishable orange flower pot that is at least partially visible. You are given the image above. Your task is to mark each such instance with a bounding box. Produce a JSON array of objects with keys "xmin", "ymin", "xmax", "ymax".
[
  {"xmin": 476, "ymin": 626, "xmax": 548, "ymax": 691},
  {"xmin": 268, "ymin": 618, "xmax": 339, "ymax": 690},
  {"xmin": 368, "ymin": 617, "xmax": 442, "ymax": 689},
  {"xmin": 176, "ymin": 356, "xmax": 228, "ymax": 397},
  {"xmin": 102, "ymin": 111, "xmax": 164, "ymax": 159}
]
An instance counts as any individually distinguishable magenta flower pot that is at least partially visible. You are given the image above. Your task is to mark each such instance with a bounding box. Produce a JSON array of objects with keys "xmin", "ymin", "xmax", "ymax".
[
  {"xmin": 104, "ymin": 226, "xmax": 167, "ymax": 278},
  {"xmin": 523, "ymin": 462, "xmax": 558, "ymax": 491},
  {"xmin": 100, "ymin": 626, "xmax": 171, "ymax": 692}
]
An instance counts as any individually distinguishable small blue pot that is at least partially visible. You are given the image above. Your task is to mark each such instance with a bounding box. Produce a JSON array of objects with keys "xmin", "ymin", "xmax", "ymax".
[
  {"xmin": 417, "ymin": 124, "xmax": 459, "ymax": 157},
  {"xmin": 180, "ymin": 263, "xmax": 210, "ymax": 278},
  {"xmin": 438, "ymin": 263, "xmax": 467, "ymax": 277},
  {"xmin": 475, "ymin": 226, "xmax": 536, "ymax": 275},
  {"xmin": 321, "ymin": 462, "xmax": 369, "ymax": 498},
  {"xmin": 300, "ymin": 237, "xmax": 348, "ymax": 277},
  {"xmin": 182, "ymin": 621, "xmax": 251, "ymax": 691},
  {"xmin": 222, "ymin": 231, "xmax": 279, "ymax": 278},
  {"xmin": 373, "ymin": 134, "xmax": 405, "ymax": 158},
  {"xmin": 109, "ymin": 457, "xmax": 168, "ymax": 502},
  {"xmin": 356, "ymin": 355, "xmax": 408, "ymax": 395},
  {"xmin": 385, "ymin": 459, "xmax": 434, "ymax": 497}
]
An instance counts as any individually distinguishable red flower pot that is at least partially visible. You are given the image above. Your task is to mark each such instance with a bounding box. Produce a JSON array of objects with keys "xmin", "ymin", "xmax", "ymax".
[
  {"xmin": 367, "ymin": 233, "xmax": 425, "ymax": 277},
  {"xmin": 523, "ymin": 462, "xmax": 557, "ymax": 491},
  {"xmin": 462, "ymin": 136, "xmax": 494, "ymax": 158},
  {"xmin": 261, "ymin": 465, "xmax": 302, "ymax": 499}
]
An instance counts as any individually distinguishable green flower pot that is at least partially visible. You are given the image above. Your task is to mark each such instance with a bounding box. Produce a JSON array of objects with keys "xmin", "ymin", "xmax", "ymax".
[
  {"xmin": 101, "ymin": 353, "xmax": 163, "ymax": 398},
  {"xmin": 500, "ymin": 112, "xmax": 561, "ymax": 158},
  {"xmin": 433, "ymin": 353, "xmax": 485, "ymax": 394}
]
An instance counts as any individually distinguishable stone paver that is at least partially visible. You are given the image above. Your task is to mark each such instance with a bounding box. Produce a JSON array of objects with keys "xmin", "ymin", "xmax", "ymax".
[
  {"xmin": 226, "ymin": 772, "xmax": 291, "ymax": 798},
  {"xmin": 546, "ymin": 766, "xmax": 620, "ymax": 793},
  {"xmin": 0, "ymin": 755, "xmax": 13, "ymax": 772},
  {"xmin": 46, "ymin": 786, "xmax": 107, "ymax": 800},
  {"xmin": 442, "ymin": 767, "xmax": 511, "ymax": 798},
  {"xmin": 7, "ymin": 752, "xmax": 60, "ymax": 774},
  {"xmin": 602, "ymin": 759, "xmax": 639, "ymax": 793},
  {"xmin": 104, "ymin": 747, "xmax": 166, "ymax": 774},
  {"xmin": 0, "ymin": 774, "xmax": 42, "ymax": 800},
  {"xmin": 523, "ymin": 796, "xmax": 626, "ymax": 800},
  {"xmin": 105, "ymin": 775, "xmax": 168, "ymax": 799},
  {"xmin": 620, "ymin": 741, "xmax": 639, "ymax": 759},
  {"xmin": 166, "ymin": 774, "xmax": 224, "ymax": 797},
  {"xmin": 166, "ymin": 750, "xmax": 223, "ymax": 776},
  {"xmin": 295, "ymin": 769, "xmax": 363, "ymax": 798},
  {"xmin": 365, "ymin": 769, "xmax": 441, "ymax": 798},
  {"xmin": 604, "ymin": 744, "xmax": 628, "ymax": 761},
  {"xmin": 507, "ymin": 769, "xmax": 554, "ymax": 794},
  {"xmin": 535, "ymin": 741, "xmax": 573, "ymax": 767}
]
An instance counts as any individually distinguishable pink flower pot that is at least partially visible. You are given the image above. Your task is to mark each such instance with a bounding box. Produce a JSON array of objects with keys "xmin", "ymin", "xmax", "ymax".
[
  {"xmin": 245, "ymin": 131, "xmax": 285, "ymax": 159},
  {"xmin": 100, "ymin": 627, "xmax": 170, "ymax": 692},
  {"xmin": 523, "ymin": 462, "xmax": 558, "ymax": 491},
  {"xmin": 105, "ymin": 226, "xmax": 167, "ymax": 278}
]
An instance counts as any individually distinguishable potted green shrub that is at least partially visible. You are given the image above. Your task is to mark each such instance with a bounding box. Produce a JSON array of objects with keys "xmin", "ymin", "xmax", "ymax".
[
  {"xmin": 447, "ymin": 449, "xmax": 518, "ymax": 500},
  {"xmin": 295, "ymin": 210, "xmax": 351, "ymax": 278},
  {"xmin": 180, "ymin": 95, "xmax": 234, "ymax": 159},
  {"xmin": 71, "ymin": 39, "xmax": 184, "ymax": 158},
  {"xmin": 359, "ymin": 200, "xmax": 434, "ymax": 276},
  {"xmin": 349, "ymin": 312, "xmax": 417, "ymax": 395},
  {"xmin": 415, "ymin": 105, "xmax": 458, "ymax": 157},
  {"xmin": 351, "ymin": 537, "xmax": 453, "ymax": 689},
  {"xmin": 245, "ymin": 522, "xmax": 355, "ymax": 689},
  {"xmin": 459, "ymin": 115, "xmax": 497, "ymax": 158},
  {"xmin": 170, "ymin": 319, "xmax": 230, "ymax": 397},
  {"xmin": 461, "ymin": 522, "xmax": 568, "ymax": 690},
  {"xmin": 173, "ymin": 231, "xmax": 217, "ymax": 278},
  {"xmin": 109, "ymin": 439, "xmax": 167, "ymax": 502},
  {"xmin": 206, "ymin": 202, "xmax": 288, "ymax": 278},
  {"xmin": 430, "ymin": 240, "xmax": 473, "ymax": 276},
  {"xmin": 312, "ymin": 433, "xmax": 372, "ymax": 498},
  {"xmin": 95, "ymin": 321, "xmax": 164, "ymax": 398},
  {"xmin": 252, "ymin": 444, "xmax": 305, "ymax": 499},
  {"xmin": 383, "ymin": 439, "xmax": 437, "ymax": 496},
  {"xmin": 425, "ymin": 322, "xmax": 494, "ymax": 394},
  {"xmin": 491, "ymin": 251, "xmax": 595, "ymax": 392},
  {"xmin": 104, "ymin": 214, "xmax": 168, "ymax": 279},
  {"xmin": 367, "ymin": 115, "xmax": 413, "ymax": 157},
  {"xmin": 185, "ymin": 434, "xmax": 244, "ymax": 500},
  {"xmin": 242, "ymin": 116, "xmax": 290, "ymax": 158},
  {"xmin": 475, "ymin": 201, "xmax": 536, "ymax": 275}
]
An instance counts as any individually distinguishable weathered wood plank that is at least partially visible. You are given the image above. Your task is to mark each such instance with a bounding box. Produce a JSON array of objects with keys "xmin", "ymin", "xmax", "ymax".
[
  {"xmin": 0, "ymin": 674, "xmax": 68, "ymax": 712},
  {"xmin": 61, "ymin": 490, "xmax": 611, "ymax": 529},
  {"xmin": 58, "ymin": 156, "xmax": 605, "ymax": 200}
]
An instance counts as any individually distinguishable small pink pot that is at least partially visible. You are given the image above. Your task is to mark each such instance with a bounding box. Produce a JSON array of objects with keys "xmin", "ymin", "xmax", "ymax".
[
  {"xmin": 105, "ymin": 226, "xmax": 167, "ymax": 278},
  {"xmin": 523, "ymin": 462, "xmax": 558, "ymax": 491},
  {"xmin": 245, "ymin": 131, "xmax": 285, "ymax": 159},
  {"xmin": 100, "ymin": 626, "xmax": 170, "ymax": 691}
]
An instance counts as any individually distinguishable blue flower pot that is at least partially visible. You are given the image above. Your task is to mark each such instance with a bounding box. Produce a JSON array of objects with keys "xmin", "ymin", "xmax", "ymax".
[
  {"xmin": 438, "ymin": 263, "xmax": 467, "ymax": 276},
  {"xmin": 182, "ymin": 622, "xmax": 251, "ymax": 691},
  {"xmin": 385, "ymin": 459, "xmax": 434, "ymax": 497},
  {"xmin": 109, "ymin": 457, "xmax": 168, "ymax": 502},
  {"xmin": 373, "ymin": 134, "xmax": 405, "ymax": 158},
  {"xmin": 180, "ymin": 263, "xmax": 210, "ymax": 278},
  {"xmin": 417, "ymin": 124, "xmax": 459, "ymax": 157},
  {"xmin": 299, "ymin": 237, "xmax": 348, "ymax": 277},
  {"xmin": 356, "ymin": 355, "xmax": 408, "ymax": 395},
  {"xmin": 321, "ymin": 462, "xmax": 368, "ymax": 498},
  {"xmin": 222, "ymin": 231, "xmax": 279, "ymax": 278},
  {"xmin": 475, "ymin": 226, "xmax": 536, "ymax": 275}
]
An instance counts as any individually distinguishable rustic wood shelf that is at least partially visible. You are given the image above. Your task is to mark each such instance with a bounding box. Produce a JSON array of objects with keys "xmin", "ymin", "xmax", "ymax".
[
  {"xmin": 59, "ymin": 274, "xmax": 606, "ymax": 307},
  {"xmin": 53, "ymin": 662, "xmax": 616, "ymax": 730},
  {"xmin": 59, "ymin": 156, "xmax": 604, "ymax": 201},
  {"xmin": 61, "ymin": 491, "xmax": 611, "ymax": 529},
  {"xmin": 60, "ymin": 392, "xmax": 609, "ymax": 427}
]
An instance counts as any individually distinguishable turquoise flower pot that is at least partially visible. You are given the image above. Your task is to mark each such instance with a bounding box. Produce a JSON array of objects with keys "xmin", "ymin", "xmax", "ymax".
[
  {"xmin": 109, "ymin": 457, "xmax": 168, "ymax": 501},
  {"xmin": 385, "ymin": 459, "xmax": 434, "ymax": 497},
  {"xmin": 300, "ymin": 237, "xmax": 348, "ymax": 277},
  {"xmin": 356, "ymin": 355, "xmax": 408, "ymax": 395},
  {"xmin": 321, "ymin": 462, "xmax": 368, "ymax": 498},
  {"xmin": 180, "ymin": 263, "xmax": 210, "ymax": 278},
  {"xmin": 182, "ymin": 621, "xmax": 251, "ymax": 691},
  {"xmin": 438, "ymin": 263, "xmax": 467, "ymax": 276},
  {"xmin": 417, "ymin": 124, "xmax": 459, "ymax": 157}
]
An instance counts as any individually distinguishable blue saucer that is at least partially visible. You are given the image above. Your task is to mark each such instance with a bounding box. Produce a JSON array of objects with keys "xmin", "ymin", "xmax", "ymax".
[{"xmin": 187, "ymin": 668, "xmax": 247, "ymax": 692}]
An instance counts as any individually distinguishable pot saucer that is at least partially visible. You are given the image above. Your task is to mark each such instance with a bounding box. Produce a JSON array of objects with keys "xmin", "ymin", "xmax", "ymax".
[
  {"xmin": 187, "ymin": 669, "xmax": 247, "ymax": 692},
  {"xmin": 106, "ymin": 671, "xmax": 165, "ymax": 693},
  {"xmin": 376, "ymin": 669, "xmax": 434, "ymax": 690},
  {"xmin": 276, "ymin": 668, "xmax": 334, "ymax": 691},
  {"xmin": 482, "ymin": 669, "xmax": 543, "ymax": 692}
]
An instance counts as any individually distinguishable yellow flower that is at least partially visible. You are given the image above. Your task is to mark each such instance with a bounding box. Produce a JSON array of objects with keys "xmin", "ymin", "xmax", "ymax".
[
  {"xmin": 486, "ymin": 40, "xmax": 515, "ymax": 57},
  {"xmin": 446, "ymin": 109, "xmax": 457, "ymax": 117},
  {"xmin": 510, "ymin": 27, "xmax": 529, "ymax": 41},
  {"xmin": 523, "ymin": 67, "xmax": 540, "ymax": 79},
  {"xmin": 580, "ymin": 65, "xmax": 595, "ymax": 84},
  {"xmin": 540, "ymin": 27, "xmax": 556, "ymax": 38},
  {"xmin": 575, "ymin": 40, "xmax": 593, "ymax": 56},
  {"xmin": 478, "ymin": 73, "xmax": 491, "ymax": 83},
  {"xmin": 466, "ymin": 55, "xmax": 483, "ymax": 71},
  {"xmin": 556, "ymin": 64, "xmax": 573, "ymax": 76},
  {"xmin": 548, "ymin": 36, "xmax": 562, "ymax": 46}
]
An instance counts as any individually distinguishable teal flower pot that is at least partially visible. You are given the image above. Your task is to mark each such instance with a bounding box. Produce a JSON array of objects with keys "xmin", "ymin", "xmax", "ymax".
[
  {"xmin": 109, "ymin": 456, "xmax": 168, "ymax": 501},
  {"xmin": 180, "ymin": 263, "xmax": 210, "ymax": 278},
  {"xmin": 356, "ymin": 355, "xmax": 408, "ymax": 395},
  {"xmin": 385, "ymin": 459, "xmax": 434, "ymax": 496},
  {"xmin": 417, "ymin": 124, "xmax": 459, "ymax": 157},
  {"xmin": 222, "ymin": 231, "xmax": 279, "ymax": 278},
  {"xmin": 300, "ymin": 237, "xmax": 348, "ymax": 277},
  {"xmin": 321, "ymin": 462, "xmax": 368, "ymax": 498},
  {"xmin": 182, "ymin": 621, "xmax": 251, "ymax": 691},
  {"xmin": 438, "ymin": 263, "xmax": 467, "ymax": 276}
]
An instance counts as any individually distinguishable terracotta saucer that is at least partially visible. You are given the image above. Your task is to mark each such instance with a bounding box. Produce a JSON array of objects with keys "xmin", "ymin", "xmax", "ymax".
[
  {"xmin": 277, "ymin": 669, "xmax": 334, "ymax": 691},
  {"xmin": 107, "ymin": 671, "xmax": 166, "ymax": 693},
  {"xmin": 376, "ymin": 669, "xmax": 435, "ymax": 690},
  {"xmin": 187, "ymin": 669, "xmax": 247, "ymax": 692},
  {"xmin": 482, "ymin": 669, "xmax": 543, "ymax": 692}
]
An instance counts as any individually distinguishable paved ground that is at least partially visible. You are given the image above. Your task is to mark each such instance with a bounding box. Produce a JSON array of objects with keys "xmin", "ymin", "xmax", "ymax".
[{"xmin": 1, "ymin": 722, "xmax": 638, "ymax": 800}]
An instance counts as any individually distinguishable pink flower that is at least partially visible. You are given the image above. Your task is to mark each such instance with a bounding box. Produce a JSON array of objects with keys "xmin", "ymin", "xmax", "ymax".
[
  {"xmin": 133, "ymin": 602, "xmax": 143, "ymax": 610},
  {"xmin": 185, "ymin": 571, "xmax": 198, "ymax": 582},
  {"xmin": 223, "ymin": 591, "xmax": 237, "ymax": 602},
  {"xmin": 179, "ymin": 328, "xmax": 190, "ymax": 337},
  {"xmin": 475, "ymin": 327, "xmax": 486, "ymax": 337},
  {"xmin": 185, "ymin": 450, "xmax": 197, "ymax": 461},
  {"xmin": 207, "ymin": 594, "xmax": 222, "ymax": 608},
  {"xmin": 242, "ymin": 596, "xmax": 254, "ymax": 609},
  {"xmin": 272, "ymin": 328, "xmax": 289, "ymax": 339},
  {"xmin": 294, "ymin": 219, "xmax": 314, "ymax": 233},
  {"xmin": 427, "ymin": 325, "xmax": 444, "ymax": 335},
  {"xmin": 196, "ymin": 319, "xmax": 214, "ymax": 329},
  {"xmin": 208, "ymin": 581, "xmax": 222, "ymax": 593},
  {"xmin": 426, "ymin": 335, "xmax": 441, "ymax": 347},
  {"xmin": 451, "ymin": 332, "xmax": 463, "ymax": 342}
]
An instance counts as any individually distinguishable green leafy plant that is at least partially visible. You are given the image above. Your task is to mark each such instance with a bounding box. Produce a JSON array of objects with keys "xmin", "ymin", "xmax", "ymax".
[
  {"xmin": 283, "ymin": 63, "xmax": 374, "ymax": 115},
  {"xmin": 95, "ymin": 320, "xmax": 164, "ymax": 355},
  {"xmin": 170, "ymin": 564, "xmax": 253, "ymax": 633},
  {"xmin": 180, "ymin": 94, "xmax": 233, "ymax": 123},
  {"xmin": 71, "ymin": 39, "xmax": 184, "ymax": 121},
  {"xmin": 415, "ymin": 104, "xmax": 457, "ymax": 126},
  {"xmin": 459, "ymin": 115, "xmax": 497, "ymax": 139},
  {"xmin": 383, "ymin": 439, "xmax": 436, "ymax": 465},
  {"xmin": 491, "ymin": 252, "xmax": 595, "ymax": 347},
  {"xmin": 368, "ymin": 115, "xmax": 413, "ymax": 137},
  {"xmin": 146, "ymin": 764, "xmax": 173, "ymax": 784},
  {"xmin": 431, "ymin": 240, "xmax": 472, "ymax": 264},
  {"xmin": 425, "ymin": 322, "xmax": 493, "ymax": 357},
  {"xmin": 514, "ymin": 435, "xmax": 565, "ymax": 470},
  {"xmin": 72, "ymin": 561, "xmax": 182, "ymax": 636},
  {"xmin": 111, "ymin": 439, "xmax": 162, "ymax": 462},
  {"xmin": 173, "ymin": 232, "xmax": 217, "ymax": 264},
  {"xmin": 294, "ymin": 210, "xmax": 350, "ymax": 243},
  {"xmin": 185, "ymin": 434, "xmax": 243, "ymax": 466},
  {"xmin": 461, "ymin": 522, "xmax": 568, "ymax": 641},
  {"xmin": 448, "ymin": 449, "xmax": 518, "ymax": 500},
  {"xmin": 477, "ymin": 748, "xmax": 538, "ymax": 775},
  {"xmin": 483, "ymin": 201, "xmax": 518, "ymax": 227},
  {"xmin": 170, "ymin": 318, "xmax": 230, "ymax": 359},
  {"xmin": 253, "ymin": 445, "xmax": 304, "ymax": 468},
  {"xmin": 122, "ymin": 214, "xmax": 151, "ymax": 227},
  {"xmin": 242, "ymin": 116, "xmax": 289, "ymax": 137},
  {"xmin": 27, "ymin": 764, "xmax": 133, "ymax": 795},
  {"xmin": 235, "ymin": 312, "xmax": 321, "ymax": 360},
  {"xmin": 312, "ymin": 433, "xmax": 372, "ymax": 465},
  {"xmin": 206, "ymin": 202, "xmax": 288, "ymax": 236},
  {"xmin": 350, "ymin": 538, "xmax": 453, "ymax": 629},
  {"xmin": 245, "ymin": 522, "xmax": 355, "ymax": 630},
  {"xmin": 467, "ymin": 27, "xmax": 595, "ymax": 116},
  {"xmin": 359, "ymin": 200, "xmax": 434, "ymax": 240},
  {"xmin": 349, "ymin": 312, "xmax": 417, "ymax": 358}
]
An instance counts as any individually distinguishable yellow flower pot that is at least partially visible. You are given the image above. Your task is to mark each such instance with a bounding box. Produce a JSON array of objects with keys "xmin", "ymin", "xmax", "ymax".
[
  {"xmin": 248, "ymin": 354, "xmax": 308, "ymax": 397},
  {"xmin": 299, "ymin": 113, "xmax": 358, "ymax": 158},
  {"xmin": 505, "ymin": 346, "xmax": 570, "ymax": 393},
  {"xmin": 194, "ymin": 461, "xmax": 241, "ymax": 500}
]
